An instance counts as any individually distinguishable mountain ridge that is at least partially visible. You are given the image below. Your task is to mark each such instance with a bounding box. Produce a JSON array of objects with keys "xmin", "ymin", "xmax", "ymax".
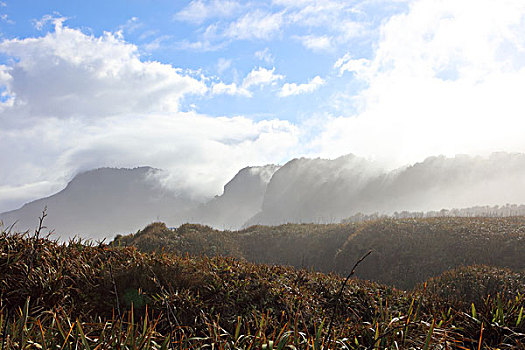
[{"xmin": 3, "ymin": 152, "xmax": 525, "ymax": 239}]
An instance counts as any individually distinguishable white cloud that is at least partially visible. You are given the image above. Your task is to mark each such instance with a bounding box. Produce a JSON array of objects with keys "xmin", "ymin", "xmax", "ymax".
[
  {"xmin": 175, "ymin": 0, "xmax": 242, "ymax": 24},
  {"xmin": 242, "ymin": 66, "xmax": 284, "ymax": 89},
  {"xmin": 223, "ymin": 10, "xmax": 283, "ymax": 40},
  {"xmin": 211, "ymin": 66, "xmax": 284, "ymax": 97},
  {"xmin": 0, "ymin": 22, "xmax": 206, "ymax": 120},
  {"xmin": 118, "ymin": 17, "xmax": 142, "ymax": 34},
  {"xmin": 295, "ymin": 35, "xmax": 332, "ymax": 52},
  {"xmin": 177, "ymin": 5, "xmax": 284, "ymax": 48},
  {"xmin": 254, "ymin": 48, "xmax": 274, "ymax": 64},
  {"xmin": 211, "ymin": 82, "xmax": 251, "ymax": 97},
  {"xmin": 143, "ymin": 35, "xmax": 171, "ymax": 51},
  {"xmin": 176, "ymin": 38, "xmax": 226, "ymax": 52},
  {"xmin": 0, "ymin": 181, "xmax": 65, "ymax": 214},
  {"xmin": 0, "ymin": 13, "xmax": 13, "ymax": 24},
  {"xmin": 286, "ymin": 1, "xmax": 348, "ymax": 27},
  {"xmin": 0, "ymin": 111, "xmax": 298, "ymax": 210},
  {"xmin": 0, "ymin": 23, "xmax": 299, "ymax": 211},
  {"xmin": 279, "ymin": 76, "xmax": 324, "ymax": 97},
  {"xmin": 269, "ymin": 0, "xmax": 385, "ymax": 51},
  {"xmin": 32, "ymin": 13, "xmax": 66, "ymax": 31},
  {"xmin": 314, "ymin": 0, "xmax": 525, "ymax": 168},
  {"xmin": 177, "ymin": 0, "xmax": 378, "ymax": 51},
  {"xmin": 271, "ymin": 0, "xmax": 314, "ymax": 6},
  {"xmin": 334, "ymin": 54, "xmax": 370, "ymax": 76}
]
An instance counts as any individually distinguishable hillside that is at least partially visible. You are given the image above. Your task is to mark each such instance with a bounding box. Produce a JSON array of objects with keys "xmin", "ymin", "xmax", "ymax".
[
  {"xmin": 2, "ymin": 228, "xmax": 525, "ymax": 348},
  {"xmin": 186, "ymin": 165, "xmax": 280, "ymax": 230},
  {"xmin": 247, "ymin": 152, "xmax": 525, "ymax": 226},
  {"xmin": 115, "ymin": 216, "xmax": 525, "ymax": 289},
  {"xmin": 4, "ymin": 153, "xmax": 525, "ymax": 240},
  {"xmin": 0, "ymin": 167, "xmax": 197, "ymax": 240},
  {"xmin": 0, "ymin": 165, "xmax": 280, "ymax": 240}
]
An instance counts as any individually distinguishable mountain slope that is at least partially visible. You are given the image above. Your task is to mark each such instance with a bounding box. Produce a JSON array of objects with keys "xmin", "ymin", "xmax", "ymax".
[
  {"xmin": 0, "ymin": 167, "xmax": 196, "ymax": 240},
  {"xmin": 246, "ymin": 152, "xmax": 525, "ymax": 226},
  {"xmin": 188, "ymin": 165, "xmax": 279, "ymax": 229},
  {"xmin": 4, "ymin": 152, "xmax": 525, "ymax": 238}
]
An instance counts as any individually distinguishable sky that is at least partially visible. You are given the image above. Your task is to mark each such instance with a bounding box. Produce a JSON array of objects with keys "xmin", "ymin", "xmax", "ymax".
[{"xmin": 1, "ymin": 0, "xmax": 525, "ymax": 212}]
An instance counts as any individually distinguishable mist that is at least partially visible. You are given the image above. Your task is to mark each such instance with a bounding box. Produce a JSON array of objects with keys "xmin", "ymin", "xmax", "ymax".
[
  {"xmin": 246, "ymin": 152, "xmax": 525, "ymax": 226},
  {"xmin": 2, "ymin": 152, "xmax": 525, "ymax": 240}
]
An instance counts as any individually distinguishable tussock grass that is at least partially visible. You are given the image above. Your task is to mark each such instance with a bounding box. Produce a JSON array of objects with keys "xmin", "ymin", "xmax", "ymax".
[{"xmin": 2, "ymin": 223, "xmax": 525, "ymax": 348}]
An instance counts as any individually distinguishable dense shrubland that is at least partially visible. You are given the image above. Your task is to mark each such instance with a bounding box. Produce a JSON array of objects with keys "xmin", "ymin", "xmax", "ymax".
[{"xmin": 115, "ymin": 217, "xmax": 525, "ymax": 289}]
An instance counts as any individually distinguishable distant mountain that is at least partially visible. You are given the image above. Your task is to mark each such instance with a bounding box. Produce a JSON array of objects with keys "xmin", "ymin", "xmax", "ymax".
[
  {"xmin": 246, "ymin": 154, "xmax": 383, "ymax": 225},
  {"xmin": 246, "ymin": 152, "xmax": 525, "ymax": 226},
  {"xmin": 0, "ymin": 165, "xmax": 280, "ymax": 240},
  {"xmin": 187, "ymin": 165, "xmax": 280, "ymax": 230},
  {"xmin": 0, "ymin": 167, "xmax": 196, "ymax": 240},
  {"xmin": 3, "ymin": 152, "xmax": 525, "ymax": 239}
]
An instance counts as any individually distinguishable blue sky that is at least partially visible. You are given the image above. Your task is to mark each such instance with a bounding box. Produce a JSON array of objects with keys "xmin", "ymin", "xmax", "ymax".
[
  {"xmin": 0, "ymin": 0, "xmax": 407, "ymax": 121},
  {"xmin": 1, "ymin": 0, "xmax": 525, "ymax": 212}
]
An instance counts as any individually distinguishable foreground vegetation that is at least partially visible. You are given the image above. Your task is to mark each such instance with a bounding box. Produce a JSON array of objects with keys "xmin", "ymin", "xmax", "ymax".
[{"xmin": 2, "ymin": 222, "xmax": 525, "ymax": 349}]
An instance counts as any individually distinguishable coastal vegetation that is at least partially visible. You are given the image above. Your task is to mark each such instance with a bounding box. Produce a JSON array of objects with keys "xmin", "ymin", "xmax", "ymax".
[{"xmin": 2, "ymin": 216, "xmax": 525, "ymax": 348}]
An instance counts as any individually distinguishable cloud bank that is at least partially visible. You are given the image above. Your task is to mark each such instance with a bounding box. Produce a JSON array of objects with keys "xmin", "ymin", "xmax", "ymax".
[
  {"xmin": 314, "ymin": 0, "xmax": 525, "ymax": 168},
  {"xmin": 0, "ymin": 22, "xmax": 298, "ymax": 212},
  {"xmin": 3, "ymin": 0, "xmax": 525, "ymax": 214}
]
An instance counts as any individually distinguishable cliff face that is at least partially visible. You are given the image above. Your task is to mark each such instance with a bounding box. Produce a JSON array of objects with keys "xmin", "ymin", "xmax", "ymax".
[
  {"xmin": 188, "ymin": 165, "xmax": 280, "ymax": 230},
  {"xmin": 246, "ymin": 153, "xmax": 525, "ymax": 226}
]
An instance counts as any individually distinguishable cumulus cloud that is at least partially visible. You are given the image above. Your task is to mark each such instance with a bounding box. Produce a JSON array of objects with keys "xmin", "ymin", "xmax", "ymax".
[
  {"xmin": 313, "ymin": 0, "xmax": 525, "ymax": 168},
  {"xmin": 211, "ymin": 66, "xmax": 284, "ymax": 97},
  {"xmin": 242, "ymin": 66, "xmax": 284, "ymax": 89},
  {"xmin": 0, "ymin": 21, "xmax": 206, "ymax": 121},
  {"xmin": 279, "ymin": 76, "xmax": 324, "ymax": 97},
  {"xmin": 0, "ymin": 23, "xmax": 298, "ymax": 211}
]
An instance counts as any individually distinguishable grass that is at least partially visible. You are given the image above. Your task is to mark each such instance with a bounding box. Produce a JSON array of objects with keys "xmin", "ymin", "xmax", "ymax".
[{"xmin": 2, "ymin": 218, "xmax": 525, "ymax": 348}]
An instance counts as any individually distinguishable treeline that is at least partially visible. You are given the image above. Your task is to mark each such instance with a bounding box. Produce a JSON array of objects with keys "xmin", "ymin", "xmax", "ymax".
[{"xmin": 342, "ymin": 203, "xmax": 525, "ymax": 223}]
